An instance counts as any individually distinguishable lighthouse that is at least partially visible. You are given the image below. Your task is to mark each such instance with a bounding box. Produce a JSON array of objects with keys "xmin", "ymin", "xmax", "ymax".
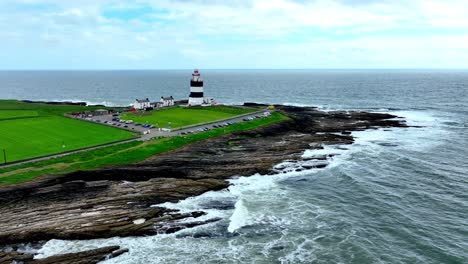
[{"xmin": 188, "ymin": 69, "xmax": 204, "ymax": 106}]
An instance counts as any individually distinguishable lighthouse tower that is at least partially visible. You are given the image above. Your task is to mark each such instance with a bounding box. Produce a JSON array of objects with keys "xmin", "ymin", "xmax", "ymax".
[{"xmin": 188, "ymin": 69, "xmax": 204, "ymax": 106}]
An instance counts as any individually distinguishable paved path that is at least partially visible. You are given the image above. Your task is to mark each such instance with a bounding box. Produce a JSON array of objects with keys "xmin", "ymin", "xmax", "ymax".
[{"xmin": 0, "ymin": 110, "xmax": 269, "ymax": 169}]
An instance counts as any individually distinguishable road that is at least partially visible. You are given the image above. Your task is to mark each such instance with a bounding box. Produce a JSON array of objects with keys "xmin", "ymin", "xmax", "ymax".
[{"xmin": 0, "ymin": 110, "xmax": 270, "ymax": 169}]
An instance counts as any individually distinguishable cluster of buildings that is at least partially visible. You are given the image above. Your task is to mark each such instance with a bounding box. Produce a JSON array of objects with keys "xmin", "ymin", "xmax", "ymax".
[
  {"xmin": 133, "ymin": 69, "xmax": 212, "ymax": 110},
  {"xmin": 133, "ymin": 96, "xmax": 174, "ymax": 110}
]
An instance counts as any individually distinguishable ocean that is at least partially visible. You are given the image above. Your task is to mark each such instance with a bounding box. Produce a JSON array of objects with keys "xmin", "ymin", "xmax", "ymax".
[{"xmin": 1, "ymin": 70, "xmax": 467, "ymax": 263}]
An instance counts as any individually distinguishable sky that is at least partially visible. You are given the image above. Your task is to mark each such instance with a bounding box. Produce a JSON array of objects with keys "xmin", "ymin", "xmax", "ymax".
[{"xmin": 0, "ymin": 0, "xmax": 467, "ymax": 69}]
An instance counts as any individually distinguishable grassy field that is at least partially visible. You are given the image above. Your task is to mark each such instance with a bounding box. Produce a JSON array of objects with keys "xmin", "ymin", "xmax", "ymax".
[
  {"xmin": 0, "ymin": 100, "xmax": 136, "ymax": 163},
  {"xmin": 121, "ymin": 105, "xmax": 257, "ymax": 128},
  {"xmin": 0, "ymin": 110, "xmax": 39, "ymax": 120},
  {"xmin": 0, "ymin": 100, "xmax": 123, "ymax": 115},
  {"xmin": 0, "ymin": 112, "xmax": 289, "ymax": 185}
]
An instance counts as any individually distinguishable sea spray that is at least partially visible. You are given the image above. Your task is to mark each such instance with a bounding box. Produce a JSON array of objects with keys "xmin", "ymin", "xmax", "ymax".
[{"xmin": 227, "ymin": 199, "xmax": 249, "ymax": 233}]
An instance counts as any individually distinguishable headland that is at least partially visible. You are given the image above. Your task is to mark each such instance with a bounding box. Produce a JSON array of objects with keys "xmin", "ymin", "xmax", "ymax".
[{"xmin": 0, "ymin": 103, "xmax": 408, "ymax": 263}]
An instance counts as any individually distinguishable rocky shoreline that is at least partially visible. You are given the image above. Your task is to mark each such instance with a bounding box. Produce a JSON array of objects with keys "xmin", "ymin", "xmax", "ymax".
[{"xmin": 0, "ymin": 104, "xmax": 407, "ymax": 263}]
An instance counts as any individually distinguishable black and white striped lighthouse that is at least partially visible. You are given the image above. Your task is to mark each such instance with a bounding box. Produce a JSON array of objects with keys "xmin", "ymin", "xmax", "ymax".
[{"xmin": 188, "ymin": 69, "xmax": 204, "ymax": 106}]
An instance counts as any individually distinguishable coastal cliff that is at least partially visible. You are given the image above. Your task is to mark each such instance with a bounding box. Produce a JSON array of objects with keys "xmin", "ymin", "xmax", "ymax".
[{"xmin": 0, "ymin": 104, "xmax": 407, "ymax": 263}]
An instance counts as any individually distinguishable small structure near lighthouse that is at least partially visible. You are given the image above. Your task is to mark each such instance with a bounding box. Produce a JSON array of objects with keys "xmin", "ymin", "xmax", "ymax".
[{"xmin": 188, "ymin": 69, "xmax": 208, "ymax": 106}]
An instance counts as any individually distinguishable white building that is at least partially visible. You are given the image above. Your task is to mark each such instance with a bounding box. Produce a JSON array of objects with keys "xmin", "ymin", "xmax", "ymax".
[
  {"xmin": 134, "ymin": 98, "xmax": 150, "ymax": 110},
  {"xmin": 160, "ymin": 96, "xmax": 174, "ymax": 107}
]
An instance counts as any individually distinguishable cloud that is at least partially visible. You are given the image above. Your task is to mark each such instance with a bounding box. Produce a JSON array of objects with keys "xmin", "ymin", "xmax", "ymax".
[{"xmin": 0, "ymin": 0, "xmax": 467, "ymax": 69}]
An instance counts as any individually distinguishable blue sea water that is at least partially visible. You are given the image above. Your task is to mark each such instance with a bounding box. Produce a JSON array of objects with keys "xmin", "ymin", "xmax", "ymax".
[{"xmin": 0, "ymin": 70, "xmax": 467, "ymax": 263}]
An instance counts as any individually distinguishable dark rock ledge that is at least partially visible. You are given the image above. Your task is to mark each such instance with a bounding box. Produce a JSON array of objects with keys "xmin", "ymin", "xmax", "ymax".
[
  {"xmin": 0, "ymin": 104, "xmax": 407, "ymax": 263},
  {"xmin": 0, "ymin": 246, "xmax": 128, "ymax": 264}
]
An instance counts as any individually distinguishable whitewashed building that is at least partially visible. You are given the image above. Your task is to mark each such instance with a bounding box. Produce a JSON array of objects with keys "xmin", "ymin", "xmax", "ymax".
[
  {"xmin": 134, "ymin": 98, "xmax": 150, "ymax": 110},
  {"xmin": 160, "ymin": 96, "xmax": 174, "ymax": 107}
]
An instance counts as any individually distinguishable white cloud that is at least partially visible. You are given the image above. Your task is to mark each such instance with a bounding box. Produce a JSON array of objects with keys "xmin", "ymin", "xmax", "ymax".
[{"xmin": 0, "ymin": 0, "xmax": 467, "ymax": 69}]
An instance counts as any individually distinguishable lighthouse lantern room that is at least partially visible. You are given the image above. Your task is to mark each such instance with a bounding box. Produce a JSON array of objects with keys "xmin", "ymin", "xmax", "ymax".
[{"xmin": 188, "ymin": 69, "xmax": 205, "ymax": 106}]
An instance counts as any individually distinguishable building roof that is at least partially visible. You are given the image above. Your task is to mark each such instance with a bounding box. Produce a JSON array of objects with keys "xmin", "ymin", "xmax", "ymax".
[{"xmin": 136, "ymin": 98, "xmax": 150, "ymax": 103}]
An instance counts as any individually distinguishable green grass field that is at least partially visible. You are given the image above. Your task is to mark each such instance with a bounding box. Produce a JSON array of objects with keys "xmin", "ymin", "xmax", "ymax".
[
  {"xmin": 0, "ymin": 110, "xmax": 39, "ymax": 120},
  {"xmin": 0, "ymin": 101, "xmax": 136, "ymax": 163},
  {"xmin": 121, "ymin": 106, "xmax": 257, "ymax": 128}
]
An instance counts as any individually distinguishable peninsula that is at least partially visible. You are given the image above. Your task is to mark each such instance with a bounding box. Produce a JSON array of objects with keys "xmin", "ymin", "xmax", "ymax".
[{"xmin": 0, "ymin": 103, "xmax": 407, "ymax": 263}]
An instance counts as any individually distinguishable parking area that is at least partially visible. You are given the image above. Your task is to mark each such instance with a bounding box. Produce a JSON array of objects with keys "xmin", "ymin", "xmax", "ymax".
[
  {"xmin": 173, "ymin": 112, "xmax": 272, "ymax": 137},
  {"xmin": 78, "ymin": 110, "xmax": 272, "ymax": 140},
  {"xmin": 80, "ymin": 113, "xmax": 159, "ymax": 134}
]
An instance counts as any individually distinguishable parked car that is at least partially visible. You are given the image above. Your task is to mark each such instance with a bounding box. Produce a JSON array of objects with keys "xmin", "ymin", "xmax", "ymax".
[
  {"xmin": 104, "ymin": 121, "xmax": 108, "ymax": 124},
  {"xmin": 135, "ymin": 123, "xmax": 141, "ymax": 126},
  {"xmin": 123, "ymin": 125, "xmax": 128, "ymax": 128}
]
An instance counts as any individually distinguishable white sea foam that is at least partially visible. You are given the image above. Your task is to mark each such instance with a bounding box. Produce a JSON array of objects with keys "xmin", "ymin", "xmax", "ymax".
[
  {"xmin": 154, "ymin": 189, "xmax": 234, "ymax": 223},
  {"xmin": 227, "ymin": 199, "xmax": 249, "ymax": 232}
]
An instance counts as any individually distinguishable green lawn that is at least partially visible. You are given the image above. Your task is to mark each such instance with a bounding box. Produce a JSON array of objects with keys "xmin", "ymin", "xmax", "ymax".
[
  {"xmin": 0, "ymin": 100, "xmax": 120, "ymax": 115},
  {"xmin": 121, "ymin": 106, "xmax": 257, "ymax": 128},
  {"xmin": 0, "ymin": 110, "xmax": 38, "ymax": 120},
  {"xmin": 0, "ymin": 100, "xmax": 136, "ymax": 163}
]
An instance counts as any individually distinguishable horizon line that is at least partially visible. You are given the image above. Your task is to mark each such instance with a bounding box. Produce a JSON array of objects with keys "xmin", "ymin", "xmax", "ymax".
[{"xmin": 0, "ymin": 68, "xmax": 467, "ymax": 71}]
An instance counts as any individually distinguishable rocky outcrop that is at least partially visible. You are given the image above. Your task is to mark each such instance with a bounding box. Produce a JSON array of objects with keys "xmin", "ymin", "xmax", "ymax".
[
  {"xmin": 0, "ymin": 246, "xmax": 128, "ymax": 264},
  {"xmin": 0, "ymin": 105, "xmax": 407, "ymax": 262},
  {"xmin": 0, "ymin": 177, "xmax": 228, "ymax": 245}
]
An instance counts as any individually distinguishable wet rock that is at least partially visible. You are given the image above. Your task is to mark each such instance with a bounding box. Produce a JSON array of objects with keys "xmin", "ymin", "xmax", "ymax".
[
  {"xmin": 377, "ymin": 142, "xmax": 399, "ymax": 147},
  {"xmin": 110, "ymin": 248, "xmax": 129, "ymax": 258},
  {"xmin": 199, "ymin": 200, "xmax": 236, "ymax": 210},
  {"xmin": 302, "ymin": 155, "xmax": 328, "ymax": 161},
  {"xmin": 0, "ymin": 246, "xmax": 126, "ymax": 264}
]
